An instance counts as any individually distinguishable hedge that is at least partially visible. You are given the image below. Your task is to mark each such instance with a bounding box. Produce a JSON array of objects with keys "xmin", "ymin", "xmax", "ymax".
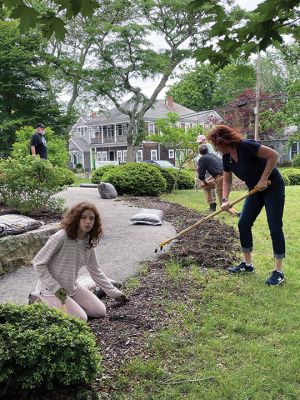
[{"xmin": 0, "ymin": 303, "xmax": 101, "ymax": 395}]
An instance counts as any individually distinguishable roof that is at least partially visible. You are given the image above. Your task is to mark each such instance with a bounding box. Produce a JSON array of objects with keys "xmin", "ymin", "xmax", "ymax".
[
  {"xmin": 79, "ymin": 99, "xmax": 204, "ymax": 125},
  {"xmin": 69, "ymin": 137, "xmax": 90, "ymax": 152}
]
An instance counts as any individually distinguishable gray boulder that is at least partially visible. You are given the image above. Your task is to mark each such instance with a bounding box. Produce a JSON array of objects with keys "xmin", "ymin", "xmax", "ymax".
[{"xmin": 98, "ymin": 182, "xmax": 118, "ymax": 199}]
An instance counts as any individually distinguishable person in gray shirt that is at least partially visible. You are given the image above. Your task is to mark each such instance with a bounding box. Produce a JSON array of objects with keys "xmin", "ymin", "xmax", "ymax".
[{"xmin": 198, "ymin": 144, "xmax": 238, "ymax": 216}]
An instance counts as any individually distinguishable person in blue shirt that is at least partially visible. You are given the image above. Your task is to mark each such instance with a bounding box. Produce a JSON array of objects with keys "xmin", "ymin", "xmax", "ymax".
[{"xmin": 208, "ymin": 124, "xmax": 285, "ymax": 286}]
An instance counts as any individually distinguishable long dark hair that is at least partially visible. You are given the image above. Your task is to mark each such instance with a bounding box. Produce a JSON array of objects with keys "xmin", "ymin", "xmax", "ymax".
[
  {"xmin": 61, "ymin": 202, "xmax": 102, "ymax": 248},
  {"xmin": 208, "ymin": 125, "xmax": 243, "ymax": 148}
]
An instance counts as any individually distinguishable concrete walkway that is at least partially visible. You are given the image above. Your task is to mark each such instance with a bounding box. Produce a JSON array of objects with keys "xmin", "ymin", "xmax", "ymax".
[{"xmin": 0, "ymin": 187, "xmax": 176, "ymax": 305}]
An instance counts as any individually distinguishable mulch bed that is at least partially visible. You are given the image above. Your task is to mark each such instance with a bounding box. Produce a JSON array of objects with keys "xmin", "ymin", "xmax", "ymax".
[
  {"xmin": 87, "ymin": 197, "xmax": 240, "ymax": 396},
  {"xmin": 4, "ymin": 197, "xmax": 240, "ymax": 399}
]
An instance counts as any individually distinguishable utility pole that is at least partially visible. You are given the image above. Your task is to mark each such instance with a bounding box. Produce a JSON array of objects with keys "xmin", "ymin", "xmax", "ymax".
[{"xmin": 254, "ymin": 51, "xmax": 261, "ymax": 141}]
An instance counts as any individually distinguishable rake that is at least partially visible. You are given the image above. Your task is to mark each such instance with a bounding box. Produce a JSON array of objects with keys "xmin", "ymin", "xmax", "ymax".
[{"xmin": 155, "ymin": 183, "xmax": 270, "ymax": 253}]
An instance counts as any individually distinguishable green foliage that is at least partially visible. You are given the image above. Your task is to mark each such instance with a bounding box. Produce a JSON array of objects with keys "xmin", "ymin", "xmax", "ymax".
[
  {"xmin": 282, "ymin": 168, "xmax": 300, "ymax": 185},
  {"xmin": 292, "ymin": 153, "xmax": 300, "ymax": 168},
  {"xmin": 160, "ymin": 168, "xmax": 176, "ymax": 192},
  {"xmin": 147, "ymin": 113, "xmax": 203, "ymax": 174},
  {"xmin": 167, "ymin": 62, "xmax": 256, "ymax": 111},
  {"xmin": 0, "ymin": 21, "xmax": 75, "ymax": 155},
  {"xmin": 280, "ymin": 171, "xmax": 290, "ymax": 186},
  {"xmin": 55, "ymin": 167, "xmax": 76, "ymax": 186},
  {"xmin": 11, "ymin": 126, "xmax": 69, "ymax": 167},
  {"xmin": 102, "ymin": 163, "xmax": 167, "ymax": 196},
  {"xmin": 0, "ymin": 303, "xmax": 100, "ymax": 395},
  {"xmin": 0, "ymin": 157, "xmax": 66, "ymax": 215},
  {"xmin": 91, "ymin": 165, "xmax": 117, "ymax": 184},
  {"xmin": 193, "ymin": 0, "xmax": 299, "ymax": 67}
]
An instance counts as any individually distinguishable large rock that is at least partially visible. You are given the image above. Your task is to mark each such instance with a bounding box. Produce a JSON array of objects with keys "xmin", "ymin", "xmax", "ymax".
[
  {"xmin": 98, "ymin": 182, "xmax": 118, "ymax": 199},
  {"xmin": 0, "ymin": 223, "xmax": 59, "ymax": 275}
]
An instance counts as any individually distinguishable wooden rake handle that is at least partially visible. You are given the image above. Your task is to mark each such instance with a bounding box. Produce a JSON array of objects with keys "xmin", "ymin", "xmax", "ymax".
[{"xmin": 155, "ymin": 181, "xmax": 270, "ymax": 252}]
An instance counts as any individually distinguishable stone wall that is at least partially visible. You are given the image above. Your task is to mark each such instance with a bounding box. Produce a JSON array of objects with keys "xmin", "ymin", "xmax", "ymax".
[{"xmin": 0, "ymin": 224, "xmax": 59, "ymax": 276}]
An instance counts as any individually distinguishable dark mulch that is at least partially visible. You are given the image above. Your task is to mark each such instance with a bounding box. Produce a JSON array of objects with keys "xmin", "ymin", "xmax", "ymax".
[{"xmin": 4, "ymin": 197, "xmax": 240, "ymax": 399}]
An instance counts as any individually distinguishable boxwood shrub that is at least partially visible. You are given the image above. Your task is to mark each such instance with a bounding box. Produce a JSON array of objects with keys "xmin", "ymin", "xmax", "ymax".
[
  {"xmin": 280, "ymin": 171, "xmax": 290, "ymax": 186},
  {"xmin": 281, "ymin": 168, "xmax": 300, "ymax": 185},
  {"xmin": 0, "ymin": 303, "xmax": 101, "ymax": 395},
  {"xmin": 54, "ymin": 167, "xmax": 76, "ymax": 186},
  {"xmin": 166, "ymin": 168, "xmax": 195, "ymax": 189},
  {"xmin": 292, "ymin": 153, "xmax": 300, "ymax": 168},
  {"xmin": 91, "ymin": 165, "xmax": 117, "ymax": 184},
  {"xmin": 102, "ymin": 162, "xmax": 167, "ymax": 196}
]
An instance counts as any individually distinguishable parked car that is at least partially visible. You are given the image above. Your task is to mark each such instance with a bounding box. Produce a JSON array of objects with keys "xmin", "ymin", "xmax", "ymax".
[{"xmin": 142, "ymin": 160, "xmax": 178, "ymax": 168}]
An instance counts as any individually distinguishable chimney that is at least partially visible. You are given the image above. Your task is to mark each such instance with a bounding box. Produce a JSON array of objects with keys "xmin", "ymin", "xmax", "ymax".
[
  {"xmin": 90, "ymin": 112, "xmax": 97, "ymax": 118},
  {"xmin": 166, "ymin": 95, "xmax": 174, "ymax": 109}
]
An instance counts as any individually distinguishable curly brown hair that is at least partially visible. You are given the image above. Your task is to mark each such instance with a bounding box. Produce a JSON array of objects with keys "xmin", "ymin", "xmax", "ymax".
[
  {"xmin": 208, "ymin": 125, "xmax": 243, "ymax": 148},
  {"xmin": 61, "ymin": 202, "xmax": 102, "ymax": 248}
]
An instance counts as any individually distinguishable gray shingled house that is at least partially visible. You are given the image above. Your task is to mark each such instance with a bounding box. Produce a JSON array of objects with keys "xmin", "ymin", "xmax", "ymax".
[{"xmin": 69, "ymin": 97, "xmax": 222, "ymax": 171}]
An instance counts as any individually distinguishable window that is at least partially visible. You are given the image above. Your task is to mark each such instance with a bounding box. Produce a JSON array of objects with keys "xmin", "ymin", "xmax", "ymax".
[
  {"xmin": 291, "ymin": 142, "xmax": 299, "ymax": 159},
  {"xmin": 117, "ymin": 150, "xmax": 122, "ymax": 163},
  {"xmin": 96, "ymin": 151, "xmax": 107, "ymax": 161},
  {"xmin": 107, "ymin": 125, "xmax": 114, "ymax": 138},
  {"xmin": 123, "ymin": 150, "xmax": 127, "ymax": 162},
  {"xmin": 168, "ymin": 149, "xmax": 174, "ymax": 159},
  {"xmin": 136, "ymin": 150, "xmax": 143, "ymax": 162},
  {"xmin": 148, "ymin": 123, "xmax": 155, "ymax": 134},
  {"xmin": 116, "ymin": 124, "xmax": 123, "ymax": 135},
  {"xmin": 151, "ymin": 150, "xmax": 158, "ymax": 161},
  {"xmin": 77, "ymin": 127, "xmax": 81, "ymax": 132}
]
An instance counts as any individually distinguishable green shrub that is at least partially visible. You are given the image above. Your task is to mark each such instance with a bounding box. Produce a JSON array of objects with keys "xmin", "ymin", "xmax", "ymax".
[
  {"xmin": 54, "ymin": 167, "xmax": 76, "ymax": 186},
  {"xmin": 0, "ymin": 303, "xmax": 101, "ymax": 395},
  {"xmin": 292, "ymin": 153, "xmax": 300, "ymax": 167},
  {"xmin": 280, "ymin": 171, "xmax": 290, "ymax": 186},
  {"xmin": 282, "ymin": 168, "xmax": 300, "ymax": 185},
  {"xmin": 166, "ymin": 168, "xmax": 195, "ymax": 190},
  {"xmin": 160, "ymin": 168, "xmax": 176, "ymax": 192},
  {"xmin": 11, "ymin": 126, "xmax": 69, "ymax": 167},
  {"xmin": 91, "ymin": 165, "xmax": 117, "ymax": 183},
  {"xmin": 102, "ymin": 163, "xmax": 167, "ymax": 196},
  {"xmin": 0, "ymin": 156, "xmax": 66, "ymax": 215}
]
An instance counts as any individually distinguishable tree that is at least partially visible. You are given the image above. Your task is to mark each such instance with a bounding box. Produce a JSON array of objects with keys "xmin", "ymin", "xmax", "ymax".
[
  {"xmin": 166, "ymin": 62, "xmax": 255, "ymax": 112},
  {"xmin": 167, "ymin": 64, "xmax": 217, "ymax": 112},
  {"xmin": 147, "ymin": 112, "xmax": 203, "ymax": 189},
  {"xmin": 218, "ymin": 88, "xmax": 284, "ymax": 138},
  {"xmin": 0, "ymin": 20, "xmax": 74, "ymax": 156},
  {"xmin": 0, "ymin": 0, "xmax": 99, "ymax": 40},
  {"xmin": 81, "ymin": 0, "xmax": 230, "ymax": 161},
  {"xmin": 192, "ymin": 0, "xmax": 300, "ymax": 67}
]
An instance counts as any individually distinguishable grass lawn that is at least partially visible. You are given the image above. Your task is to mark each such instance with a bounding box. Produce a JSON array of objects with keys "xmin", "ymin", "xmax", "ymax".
[
  {"xmin": 72, "ymin": 174, "xmax": 91, "ymax": 186},
  {"xmin": 111, "ymin": 186, "xmax": 300, "ymax": 399}
]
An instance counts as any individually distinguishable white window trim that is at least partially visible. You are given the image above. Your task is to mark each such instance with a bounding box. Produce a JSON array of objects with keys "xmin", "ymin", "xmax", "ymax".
[
  {"xmin": 117, "ymin": 150, "xmax": 122, "ymax": 163},
  {"xmin": 168, "ymin": 149, "xmax": 174, "ymax": 159},
  {"xmin": 123, "ymin": 150, "xmax": 127, "ymax": 162},
  {"xmin": 148, "ymin": 123, "xmax": 155, "ymax": 134},
  {"xmin": 136, "ymin": 149, "xmax": 143, "ymax": 162},
  {"xmin": 151, "ymin": 150, "xmax": 158, "ymax": 161}
]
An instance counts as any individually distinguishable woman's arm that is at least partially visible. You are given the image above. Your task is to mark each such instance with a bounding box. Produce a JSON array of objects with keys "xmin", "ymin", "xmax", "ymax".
[{"xmin": 256, "ymin": 145, "xmax": 279, "ymax": 191}]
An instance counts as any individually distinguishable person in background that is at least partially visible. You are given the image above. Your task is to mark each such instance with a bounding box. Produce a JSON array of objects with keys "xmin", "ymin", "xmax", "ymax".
[
  {"xmin": 194, "ymin": 134, "xmax": 217, "ymax": 204},
  {"xmin": 32, "ymin": 202, "xmax": 128, "ymax": 321},
  {"xmin": 30, "ymin": 123, "xmax": 47, "ymax": 159},
  {"xmin": 208, "ymin": 125, "xmax": 285, "ymax": 286},
  {"xmin": 198, "ymin": 144, "xmax": 238, "ymax": 215}
]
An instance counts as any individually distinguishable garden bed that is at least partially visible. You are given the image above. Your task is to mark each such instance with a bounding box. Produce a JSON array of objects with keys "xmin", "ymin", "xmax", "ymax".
[{"xmin": 5, "ymin": 197, "xmax": 240, "ymax": 399}]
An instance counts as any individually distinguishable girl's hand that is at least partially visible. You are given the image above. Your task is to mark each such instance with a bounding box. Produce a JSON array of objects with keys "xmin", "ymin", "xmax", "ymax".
[
  {"xmin": 115, "ymin": 292, "xmax": 129, "ymax": 303},
  {"xmin": 55, "ymin": 288, "xmax": 67, "ymax": 304},
  {"xmin": 256, "ymin": 178, "xmax": 268, "ymax": 191}
]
